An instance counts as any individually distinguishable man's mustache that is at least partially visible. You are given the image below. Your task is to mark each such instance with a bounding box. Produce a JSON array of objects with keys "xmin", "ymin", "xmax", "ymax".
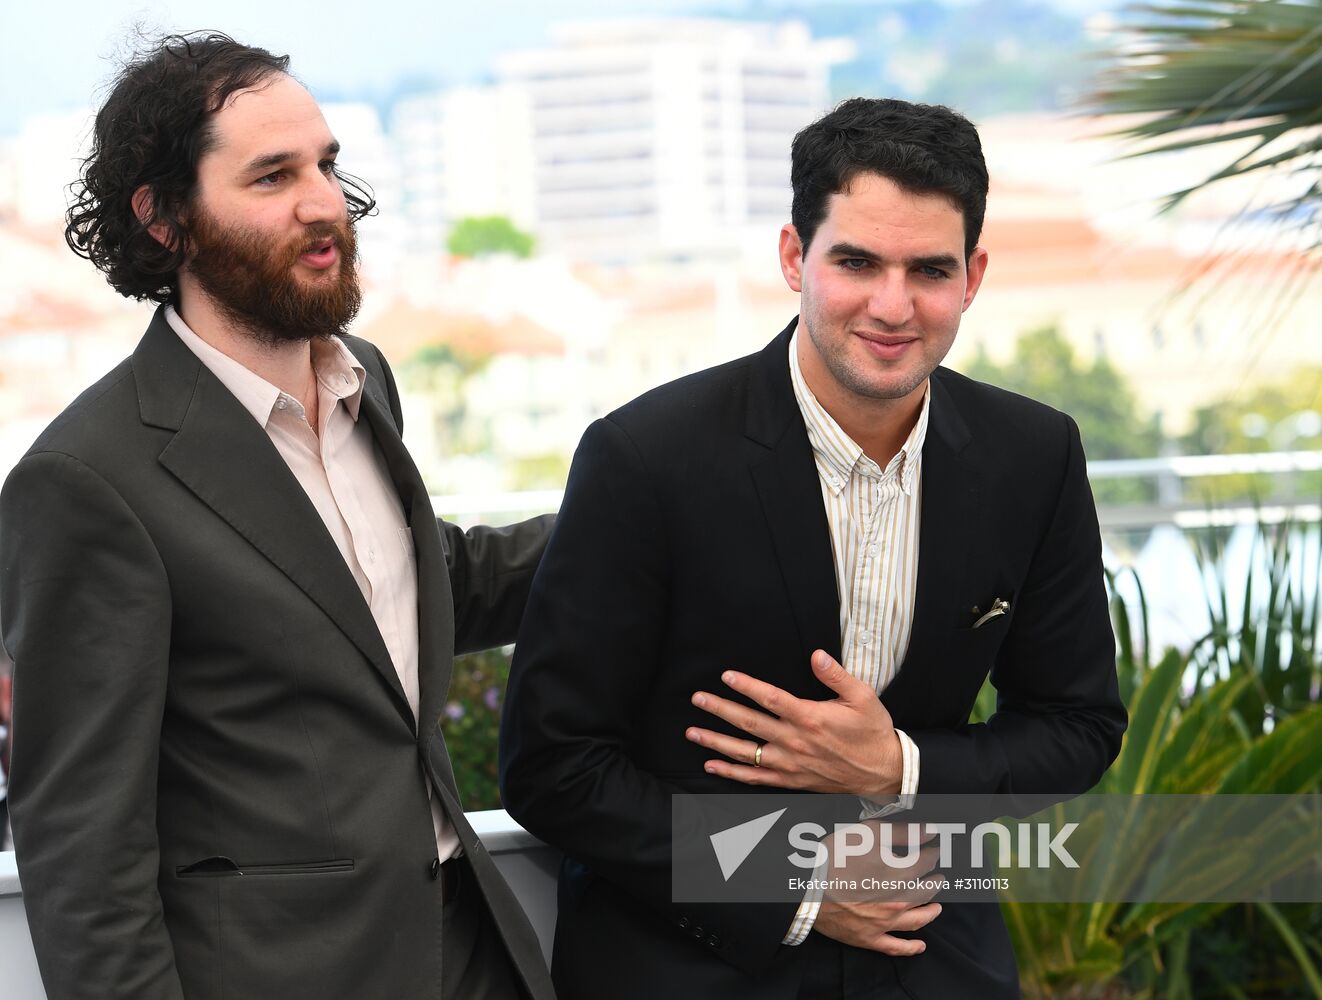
[{"xmin": 297, "ymin": 223, "xmax": 353, "ymax": 257}]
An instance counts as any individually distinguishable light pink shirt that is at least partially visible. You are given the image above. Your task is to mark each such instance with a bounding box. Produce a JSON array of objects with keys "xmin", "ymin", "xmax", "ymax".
[{"xmin": 165, "ymin": 305, "xmax": 459, "ymax": 860}]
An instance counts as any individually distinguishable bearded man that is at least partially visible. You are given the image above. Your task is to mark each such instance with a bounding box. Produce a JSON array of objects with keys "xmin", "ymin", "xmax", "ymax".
[{"xmin": 0, "ymin": 33, "xmax": 553, "ymax": 1000}]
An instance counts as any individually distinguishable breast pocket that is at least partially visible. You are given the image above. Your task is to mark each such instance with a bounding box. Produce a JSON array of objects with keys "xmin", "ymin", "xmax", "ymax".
[{"xmin": 952, "ymin": 587, "xmax": 1017, "ymax": 634}]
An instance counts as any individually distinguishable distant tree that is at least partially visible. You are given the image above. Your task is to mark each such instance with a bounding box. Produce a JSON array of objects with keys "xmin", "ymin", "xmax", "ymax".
[
  {"xmin": 962, "ymin": 325, "xmax": 1163, "ymax": 503},
  {"xmin": 508, "ymin": 453, "xmax": 570, "ymax": 492},
  {"xmin": 1180, "ymin": 366, "xmax": 1322, "ymax": 501},
  {"xmin": 446, "ymin": 215, "xmax": 536, "ymax": 259},
  {"xmin": 1184, "ymin": 368, "xmax": 1322, "ymax": 454},
  {"xmin": 400, "ymin": 343, "xmax": 493, "ymax": 459},
  {"xmin": 964, "ymin": 325, "xmax": 1163, "ymax": 460}
]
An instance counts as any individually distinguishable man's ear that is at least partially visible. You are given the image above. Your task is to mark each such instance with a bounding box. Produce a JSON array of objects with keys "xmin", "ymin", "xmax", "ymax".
[
  {"xmin": 962, "ymin": 245, "xmax": 989, "ymax": 312},
  {"xmin": 779, "ymin": 224, "xmax": 805, "ymax": 293},
  {"xmin": 131, "ymin": 185, "xmax": 178, "ymax": 250}
]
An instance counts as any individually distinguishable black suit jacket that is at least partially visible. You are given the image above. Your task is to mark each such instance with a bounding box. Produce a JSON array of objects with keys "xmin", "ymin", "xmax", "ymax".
[
  {"xmin": 501, "ymin": 319, "xmax": 1126, "ymax": 999},
  {"xmin": 0, "ymin": 307, "xmax": 555, "ymax": 1000}
]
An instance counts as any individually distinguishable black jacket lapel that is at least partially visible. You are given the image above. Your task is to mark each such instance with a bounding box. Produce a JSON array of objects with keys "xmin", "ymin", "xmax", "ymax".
[
  {"xmin": 744, "ymin": 319, "xmax": 842, "ymax": 666},
  {"xmin": 133, "ymin": 310, "xmax": 414, "ymax": 727},
  {"xmin": 883, "ymin": 371, "xmax": 981, "ymax": 711}
]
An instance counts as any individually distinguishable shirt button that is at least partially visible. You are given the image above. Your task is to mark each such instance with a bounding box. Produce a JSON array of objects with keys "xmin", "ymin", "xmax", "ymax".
[
  {"xmin": 858, "ymin": 630, "xmax": 873, "ymax": 646},
  {"xmin": 368, "ymin": 549, "xmax": 376, "ymax": 562},
  {"xmin": 275, "ymin": 398, "xmax": 287, "ymax": 410},
  {"xmin": 867, "ymin": 544, "xmax": 880, "ymax": 558}
]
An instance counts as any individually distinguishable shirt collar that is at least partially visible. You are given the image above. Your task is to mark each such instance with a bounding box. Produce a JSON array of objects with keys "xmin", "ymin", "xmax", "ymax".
[
  {"xmin": 788, "ymin": 328, "xmax": 929, "ymax": 497},
  {"xmin": 165, "ymin": 304, "xmax": 366, "ymax": 426}
]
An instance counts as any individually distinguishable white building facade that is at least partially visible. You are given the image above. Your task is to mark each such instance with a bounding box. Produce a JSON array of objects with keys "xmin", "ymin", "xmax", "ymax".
[{"xmin": 496, "ymin": 19, "xmax": 848, "ymax": 264}]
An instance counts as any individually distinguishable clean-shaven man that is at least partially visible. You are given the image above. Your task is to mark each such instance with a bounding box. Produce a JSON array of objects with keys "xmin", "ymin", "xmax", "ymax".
[
  {"xmin": 501, "ymin": 98, "xmax": 1126, "ymax": 999},
  {"xmin": 1, "ymin": 32, "xmax": 553, "ymax": 1000}
]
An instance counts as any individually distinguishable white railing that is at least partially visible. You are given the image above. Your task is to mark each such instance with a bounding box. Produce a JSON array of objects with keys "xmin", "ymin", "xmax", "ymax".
[
  {"xmin": 0, "ymin": 811, "xmax": 560, "ymax": 1000},
  {"xmin": 431, "ymin": 449, "xmax": 1322, "ymax": 532}
]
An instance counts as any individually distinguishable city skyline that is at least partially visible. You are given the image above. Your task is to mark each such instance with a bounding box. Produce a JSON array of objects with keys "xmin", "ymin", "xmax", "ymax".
[{"xmin": 4, "ymin": 0, "xmax": 1122, "ymax": 136}]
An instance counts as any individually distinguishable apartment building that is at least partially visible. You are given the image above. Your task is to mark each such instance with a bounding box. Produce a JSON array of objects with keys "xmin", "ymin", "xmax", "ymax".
[{"xmin": 495, "ymin": 19, "xmax": 848, "ymax": 264}]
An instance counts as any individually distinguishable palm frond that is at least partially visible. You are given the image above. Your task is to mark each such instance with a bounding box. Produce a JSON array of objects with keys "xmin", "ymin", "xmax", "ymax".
[{"xmin": 1088, "ymin": 0, "xmax": 1322, "ymax": 233}]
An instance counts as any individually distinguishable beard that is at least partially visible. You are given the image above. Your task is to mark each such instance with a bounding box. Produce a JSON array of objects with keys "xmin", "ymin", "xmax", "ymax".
[{"xmin": 184, "ymin": 207, "xmax": 362, "ymax": 346}]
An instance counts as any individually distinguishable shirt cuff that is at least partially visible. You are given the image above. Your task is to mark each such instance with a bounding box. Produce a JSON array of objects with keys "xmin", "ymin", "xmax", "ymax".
[
  {"xmin": 858, "ymin": 728, "xmax": 920, "ymax": 819},
  {"xmin": 784, "ymin": 731, "xmax": 921, "ymax": 944},
  {"xmin": 782, "ymin": 880, "xmax": 825, "ymax": 944}
]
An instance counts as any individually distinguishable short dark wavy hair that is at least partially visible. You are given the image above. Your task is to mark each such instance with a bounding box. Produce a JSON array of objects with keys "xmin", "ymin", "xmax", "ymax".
[
  {"xmin": 65, "ymin": 31, "xmax": 376, "ymax": 304},
  {"xmin": 791, "ymin": 98, "xmax": 988, "ymax": 260}
]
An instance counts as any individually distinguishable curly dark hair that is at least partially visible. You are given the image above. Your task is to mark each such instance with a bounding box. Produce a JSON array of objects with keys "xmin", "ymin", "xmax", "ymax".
[
  {"xmin": 65, "ymin": 31, "xmax": 376, "ymax": 304},
  {"xmin": 790, "ymin": 97, "xmax": 988, "ymax": 260}
]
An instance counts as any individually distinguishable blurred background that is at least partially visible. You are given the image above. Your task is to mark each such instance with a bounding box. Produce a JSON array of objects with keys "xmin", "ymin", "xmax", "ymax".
[{"xmin": 2, "ymin": 1, "xmax": 1321, "ymax": 995}]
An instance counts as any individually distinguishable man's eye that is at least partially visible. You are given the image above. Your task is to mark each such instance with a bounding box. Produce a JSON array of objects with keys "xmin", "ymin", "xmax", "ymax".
[
  {"xmin": 919, "ymin": 265, "xmax": 949, "ymax": 279},
  {"xmin": 840, "ymin": 258, "xmax": 870, "ymax": 271},
  {"xmin": 319, "ymin": 160, "xmax": 337, "ymax": 174},
  {"xmin": 256, "ymin": 171, "xmax": 283, "ymax": 186}
]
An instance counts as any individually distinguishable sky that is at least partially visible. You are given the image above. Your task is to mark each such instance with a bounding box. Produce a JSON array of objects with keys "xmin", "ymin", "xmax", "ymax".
[{"xmin": 2, "ymin": 0, "xmax": 1118, "ymax": 136}]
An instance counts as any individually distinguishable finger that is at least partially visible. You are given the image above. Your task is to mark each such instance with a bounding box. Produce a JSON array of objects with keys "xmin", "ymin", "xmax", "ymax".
[
  {"xmin": 717, "ymin": 670, "xmax": 807, "ymax": 724},
  {"xmin": 691, "ymin": 690, "xmax": 787, "ymax": 743},
  {"xmin": 702, "ymin": 759, "xmax": 796, "ymax": 788},
  {"xmin": 809, "ymin": 649, "xmax": 872, "ymax": 703},
  {"xmin": 685, "ymin": 726, "xmax": 761, "ymax": 766},
  {"xmin": 887, "ymin": 902, "xmax": 942, "ymax": 933},
  {"xmin": 871, "ymin": 933, "xmax": 927, "ymax": 957}
]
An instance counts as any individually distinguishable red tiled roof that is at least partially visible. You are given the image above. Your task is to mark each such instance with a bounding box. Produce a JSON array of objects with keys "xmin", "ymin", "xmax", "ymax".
[{"xmin": 354, "ymin": 300, "xmax": 564, "ymax": 360}]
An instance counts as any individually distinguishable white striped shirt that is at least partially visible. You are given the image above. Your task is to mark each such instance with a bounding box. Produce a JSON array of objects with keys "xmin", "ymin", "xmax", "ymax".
[{"xmin": 783, "ymin": 329, "xmax": 924, "ymax": 945}]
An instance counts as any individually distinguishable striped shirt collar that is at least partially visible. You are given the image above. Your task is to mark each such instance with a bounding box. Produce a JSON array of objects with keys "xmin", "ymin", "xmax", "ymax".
[
  {"xmin": 165, "ymin": 304, "xmax": 367, "ymax": 426},
  {"xmin": 788, "ymin": 328, "xmax": 930, "ymax": 497}
]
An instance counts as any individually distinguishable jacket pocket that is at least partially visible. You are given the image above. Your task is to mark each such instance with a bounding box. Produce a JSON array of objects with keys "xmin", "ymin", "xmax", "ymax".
[{"xmin": 175, "ymin": 856, "xmax": 354, "ymax": 878}]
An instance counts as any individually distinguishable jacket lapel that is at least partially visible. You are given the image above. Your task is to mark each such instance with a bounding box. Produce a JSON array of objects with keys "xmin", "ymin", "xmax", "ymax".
[
  {"xmin": 134, "ymin": 310, "xmax": 414, "ymax": 727},
  {"xmin": 745, "ymin": 320, "xmax": 843, "ymax": 666},
  {"xmin": 742, "ymin": 320, "xmax": 982, "ymax": 713},
  {"xmin": 352, "ymin": 383, "xmax": 459, "ymax": 748},
  {"xmin": 883, "ymin": 372, "xmax": 981, "ymax": 710}
]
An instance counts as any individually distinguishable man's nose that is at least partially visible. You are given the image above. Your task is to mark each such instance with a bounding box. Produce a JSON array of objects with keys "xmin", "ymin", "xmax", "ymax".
[
  {"xmin": 295, "ymin": 171, "xmax": 346, "ymax": 226},
  {"xmin": 867, "ymin": 273, "xmax": 916, "ymax": 329}
]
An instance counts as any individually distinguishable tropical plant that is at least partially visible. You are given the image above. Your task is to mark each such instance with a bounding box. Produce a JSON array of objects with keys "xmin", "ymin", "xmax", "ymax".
[
  {"xmin": 1003, "ymin": 658, "xmax": 1322, "ymax": 998},
  {"xmin": 1088, "ymin": 0, "xmax": 1322, "ymax": 255},
  {"xmin": 440, "ymin": 646, "xmax": 512, "ymax": 810},
  {"xmin": 996, "ymin": 522, "xmax": 1322, "ymax": 998}
]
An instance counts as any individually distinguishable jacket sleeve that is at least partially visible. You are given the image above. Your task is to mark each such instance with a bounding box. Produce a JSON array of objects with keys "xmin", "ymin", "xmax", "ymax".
[
  {"xmin": 0, "ymin": 452, "xmax": 185, "ymax": 1000},
  {"xmin": 909, "ymin": 413, "xmax": 1127, "ymax": 799},
  {"xmin": 442, "ymin": 514, "xmax": 555, "ymax": 655},
  {"xmin": 500, "ymin": 417, "xmax": 798, "ymax": 977}
]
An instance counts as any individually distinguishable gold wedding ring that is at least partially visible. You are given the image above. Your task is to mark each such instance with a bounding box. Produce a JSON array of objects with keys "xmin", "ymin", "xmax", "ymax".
[{"xmin": 753, "ymin": 743, "xmax": 763, "ymax": 768}]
